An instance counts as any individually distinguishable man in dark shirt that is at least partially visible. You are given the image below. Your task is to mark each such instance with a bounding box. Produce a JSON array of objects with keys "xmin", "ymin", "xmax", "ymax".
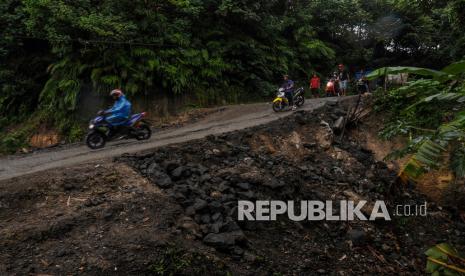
[
  {"xmin": 357, "ymin": 69, "xmax": 370, "ymax": 94},
  {"xmin": 281, "ymin": 74, "xmax": 296, "ymax": 110}
]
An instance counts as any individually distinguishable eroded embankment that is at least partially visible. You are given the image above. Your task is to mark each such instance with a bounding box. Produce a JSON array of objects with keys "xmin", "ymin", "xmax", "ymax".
[{"xmin": 1, "ymin": 101, "xmax": 464, "ymax": 275}]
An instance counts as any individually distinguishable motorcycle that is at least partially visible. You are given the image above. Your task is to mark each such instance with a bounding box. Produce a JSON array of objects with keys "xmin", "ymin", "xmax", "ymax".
[
  {"xmin": 85, "ymin": 112, "xmax": 151, "ymax": 149},
  {"xmin": 272, "ymin": 87, "xmax": 305, "ymax": 112}
]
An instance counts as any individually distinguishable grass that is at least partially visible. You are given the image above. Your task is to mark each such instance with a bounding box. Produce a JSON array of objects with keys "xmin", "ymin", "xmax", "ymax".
[{"xmin": 148, "ymin": 246, "xmax": 229, "ymax": 275}]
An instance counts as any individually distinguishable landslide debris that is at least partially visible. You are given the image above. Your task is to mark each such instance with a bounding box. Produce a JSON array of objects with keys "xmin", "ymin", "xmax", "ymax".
[
  {"xmin": 1, "ymin": 101, "xmax": 464, "ymax": 275},
  {"xmin": 119, "ymin": 101, "xmax": 465, "ymax": 274}
]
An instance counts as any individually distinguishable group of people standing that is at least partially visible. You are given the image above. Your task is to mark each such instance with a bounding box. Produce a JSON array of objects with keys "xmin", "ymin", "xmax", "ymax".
[
  {"xmin": 279, "ymin": 64, "xmax": 370, "ymax": 110},
  {"xmin": 308, "ymin": 64, "xmax": 370, "ymax": 98}
]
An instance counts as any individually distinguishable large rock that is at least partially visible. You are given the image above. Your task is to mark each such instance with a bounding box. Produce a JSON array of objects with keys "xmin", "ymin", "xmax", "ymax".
[
  {"xmin": 147, "ymin": 163, "xmax": 173, "ymax": 188},
  {"xmin": 29, "ymin": 131, "xmax": 60, "ymax": 148},
  {"xmin": 170, "ymin": 166, "xmax": 191, "ymax": 180},
  {"xmin": 155, "ymin": 173, "xmax": 173, "ymax": 188},
  {"xmin": 347, "ymin": 228, "xmax": 367, "ymax": 246},
  {"xmin": 200, "ymin": 173, "xmax": 212, "ymax": 183},
  {"xmin": 200, "ymin": 214, "xmax": 211, "ymax": 224},
  {"xmin": 209, "ymin": 222, "xmax": 223, "ymax": 234},
  {"xmin": 332, "ymin": 116, "xmax": 345, "ymax": 133},
  {"xmin": 193, "ymin": 198, "xmax": 208, "ymax": 211},
  {"xmin": 164, "ymin": 161, "xmax": 180, "ymax": 173},
  {"xmin": 211, "ymin": 212, "xmax": 222, "ymax": 222},
  {"xmin": 333, "ymin": 108, "xmax": 347, "ymax": 116},
  {"xmin": 177, "ymin": 216, "xmax": 201, "ymax": 237},
  {"xmin": 208, "ymin": 201, "xmax": 223, "ymax": 212},
  {"xmin": 236, "ymin": 182, "xmax": 251, "ymax": 190},
  {"xmin": 221, "ymin": 220, "xmax": 241, "ymax": 232},
  {"xmin": 203, "ymin": 230, "xmax": 246, "ymax": 249},
  {"xmin": 262, "ymin": 178, "xmax": 285, "ymax": 189},
  {"xmin": 146, "ymin": 162, "xmax": 161, "ymax": 175},
  {"xmin": 236, "ymin": 190, "xmax": 255, "ymax": 199},
  {"xmin": 197, "ymin": 164, "xmax": 209, "ymax": 175}
]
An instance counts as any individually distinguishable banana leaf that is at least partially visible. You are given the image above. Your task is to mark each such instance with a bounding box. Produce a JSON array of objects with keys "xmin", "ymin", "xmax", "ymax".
[
  {"xmin": 425, "ymin": 243, "xmax": 465, "ymax": 275},
  {"xmin": 366, "ymin": 66, "xmax": 447, "ymax": 81},
  {"xmin": 442, "ymin": 60, "xmax": 465, "ymax": 76}
]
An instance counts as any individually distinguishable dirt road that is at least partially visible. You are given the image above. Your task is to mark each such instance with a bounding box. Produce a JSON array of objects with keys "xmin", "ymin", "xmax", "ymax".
[{"xmin": 0, "ymin": 98, "xmax": 342, "ymax": 181}]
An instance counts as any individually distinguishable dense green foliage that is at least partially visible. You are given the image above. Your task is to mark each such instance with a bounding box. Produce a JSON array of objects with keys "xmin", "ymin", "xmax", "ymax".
[
  {"xmin": 368, "ymin": 61, "xmax": 465, "ymax": 181},
  {"xmin": 1, "ymin": 0, "xmax": 465, "ymax": 153}
]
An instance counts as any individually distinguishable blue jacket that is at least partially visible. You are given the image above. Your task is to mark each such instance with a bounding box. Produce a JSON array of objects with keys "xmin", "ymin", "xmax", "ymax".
[
  {"xmin": 106, "ymin": 95, "xmax": 131, "ymax": 119},
  {"xmin": 281, "ymin": 79, "xmax": 295, "ymax": 93}
]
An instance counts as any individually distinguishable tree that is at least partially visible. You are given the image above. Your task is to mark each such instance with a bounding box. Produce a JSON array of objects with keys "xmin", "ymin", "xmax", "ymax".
[{"xmin": 2, "ymin": 0, "xmax": 465, "ymax": 153}]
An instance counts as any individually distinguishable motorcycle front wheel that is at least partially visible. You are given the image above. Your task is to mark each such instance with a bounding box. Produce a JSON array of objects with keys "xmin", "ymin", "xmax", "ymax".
[
  {"xmin": 86, "ymin": 131, "xmax": 106, "ymax": 149},
  {"xmin": 272, "ymin": 101, "xmax": 285, "ymax": 112}
]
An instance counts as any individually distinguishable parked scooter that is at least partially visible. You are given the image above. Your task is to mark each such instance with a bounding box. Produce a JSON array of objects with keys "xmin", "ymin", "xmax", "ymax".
[{"xmin": 272, "ymin": 87, "xmax": 305, "ymax": 112}]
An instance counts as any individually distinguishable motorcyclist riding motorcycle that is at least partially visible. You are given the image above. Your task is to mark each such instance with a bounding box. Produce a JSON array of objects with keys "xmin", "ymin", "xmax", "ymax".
[
  {"xmin": 100, "ymin": 89, "xmax": 132, "ymax": 126},
  {"xmin": 281, "ymin": 75, "xmax": 296, "ymax": 110},
  {"xmin": 86, "ymin": 88, "xmax": 151, "ymax": 149}
]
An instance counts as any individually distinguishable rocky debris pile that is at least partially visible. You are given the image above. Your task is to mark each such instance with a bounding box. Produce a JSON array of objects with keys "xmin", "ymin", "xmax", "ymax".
[
  {"xmin": 118, "ymin": 101, "xmax": 464, "ymax": 274},
  {"xmin": 119, "ymin": 101, "xmax": 399, "ymax": 254}
]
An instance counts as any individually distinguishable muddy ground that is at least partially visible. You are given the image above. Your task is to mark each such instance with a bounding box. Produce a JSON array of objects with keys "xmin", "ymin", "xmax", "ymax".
[{"xmin": 1, "ymin": 101, "xmax": 464, "ymax": 275}]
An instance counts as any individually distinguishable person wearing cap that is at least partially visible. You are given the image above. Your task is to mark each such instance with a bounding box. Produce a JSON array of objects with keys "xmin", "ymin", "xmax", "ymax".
[
  {"xmin": 101, "ymin": 89, "xmax": 132, "ymax": 126},
  {"xmin": 337, "ymin": 64, "xmax": 350, "ymax": 96}
]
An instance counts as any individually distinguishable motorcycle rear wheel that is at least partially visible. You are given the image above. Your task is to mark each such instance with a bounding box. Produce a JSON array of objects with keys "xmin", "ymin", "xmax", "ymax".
[
  {"xmin": 295, "ymin": 95, "xmax": 305, "ymax": 107},
  {"xmin": 86, "ymin": 132, "xmax": 106, "ymax": 149},
  {"xmin": 135, "ymin": 124, "xmax": 152, "ymax": 140}
]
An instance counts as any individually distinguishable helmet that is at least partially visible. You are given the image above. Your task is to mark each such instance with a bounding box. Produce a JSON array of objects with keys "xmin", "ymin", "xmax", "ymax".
[{"xmin": 110, "ymin": 89, "xmax": 123, "ymax": 97}]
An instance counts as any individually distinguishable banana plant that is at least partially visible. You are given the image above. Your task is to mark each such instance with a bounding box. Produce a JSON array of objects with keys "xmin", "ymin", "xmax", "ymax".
[
  {"xmin": 368, "ymin": 61, "xmax": 465, "ymax": 182},
  {"xmin": 425, "ymin": 243, "xmax": 465, "ymax": 275}
]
